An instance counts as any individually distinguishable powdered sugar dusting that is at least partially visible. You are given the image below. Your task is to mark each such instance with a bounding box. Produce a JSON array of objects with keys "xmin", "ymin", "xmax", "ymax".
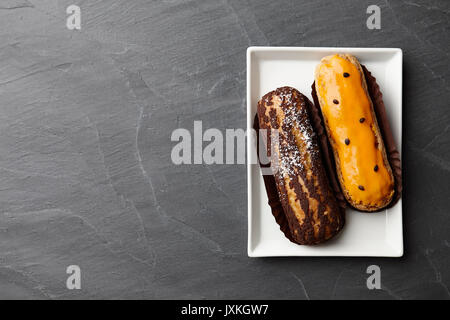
[{"xmin": 273, "ymin": 88, "xmax": 318, "ymax": 179}]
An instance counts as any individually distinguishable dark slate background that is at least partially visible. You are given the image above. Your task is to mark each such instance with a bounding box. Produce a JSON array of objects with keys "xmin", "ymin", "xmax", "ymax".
[{"xmin": 0, "ymin": 0, "xmax": 449, "ymax": 299}]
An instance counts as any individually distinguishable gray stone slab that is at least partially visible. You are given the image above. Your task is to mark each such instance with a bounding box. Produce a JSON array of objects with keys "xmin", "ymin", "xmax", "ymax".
[{"xmin": 0, "ymin": 0, "xmax": 449, "ymax": 299}]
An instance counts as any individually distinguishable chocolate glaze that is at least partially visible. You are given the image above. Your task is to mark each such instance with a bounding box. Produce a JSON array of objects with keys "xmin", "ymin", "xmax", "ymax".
[
  {"xmin": 254, "ymin": 117, "xmax": 294, "ymax": 242},
  {"xmin": 255, "ymin": 87, "xmax": 344, "ymax": 245}
]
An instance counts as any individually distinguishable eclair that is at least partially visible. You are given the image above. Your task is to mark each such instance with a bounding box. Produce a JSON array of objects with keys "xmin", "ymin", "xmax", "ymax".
[
  {"xmin": 314, "ymin": 54, "xmax": 395, "ymax": 211},
  {"xmin": 257, "ymin": 86, "xmax": 344, "ymax": 245}
]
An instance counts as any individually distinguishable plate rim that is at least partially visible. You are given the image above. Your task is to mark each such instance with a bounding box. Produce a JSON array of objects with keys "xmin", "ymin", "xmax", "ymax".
[{"xmin": 247, "ymin": 46, "xmax": 403, "ymax": 258}]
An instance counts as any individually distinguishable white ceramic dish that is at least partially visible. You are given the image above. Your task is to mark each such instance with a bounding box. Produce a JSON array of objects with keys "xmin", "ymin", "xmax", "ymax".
[{"xmin": 247, "ymin": 47, "xmax": 403, "ymax": 257}]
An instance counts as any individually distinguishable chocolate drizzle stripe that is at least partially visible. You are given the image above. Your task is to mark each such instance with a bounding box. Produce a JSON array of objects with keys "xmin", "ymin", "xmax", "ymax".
[{"xmin": 255, "ymin": 86, "xmax": 345, "ymax": 245}]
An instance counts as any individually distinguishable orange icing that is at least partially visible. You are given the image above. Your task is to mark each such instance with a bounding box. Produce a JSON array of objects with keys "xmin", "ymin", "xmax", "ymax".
[{"xmin": 316, "ymin": 55, "xmax": 393, "ymax": 205}]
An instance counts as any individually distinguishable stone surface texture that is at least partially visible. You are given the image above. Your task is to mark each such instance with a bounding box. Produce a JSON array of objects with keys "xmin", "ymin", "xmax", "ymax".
[{"xmin": 0, "ymin": 0, "xmax": 449, "ymax": 299}]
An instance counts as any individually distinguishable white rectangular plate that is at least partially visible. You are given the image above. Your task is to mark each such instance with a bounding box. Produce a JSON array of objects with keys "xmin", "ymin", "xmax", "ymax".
[{"xmin": 247, "ymin": 47, "xmax": 403, "ymax": 257}]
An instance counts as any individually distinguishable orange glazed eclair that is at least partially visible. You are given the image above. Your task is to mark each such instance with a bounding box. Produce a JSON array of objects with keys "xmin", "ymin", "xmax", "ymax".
[{"xmin": 314, "ymin": 54, "xmax": 394, "ymax": 211}]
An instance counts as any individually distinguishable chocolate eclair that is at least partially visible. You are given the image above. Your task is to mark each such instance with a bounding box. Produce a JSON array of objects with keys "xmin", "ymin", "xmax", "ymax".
[{"xmin": 257, "ymin": 86, "xmax": 344, "ymax": 245}]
